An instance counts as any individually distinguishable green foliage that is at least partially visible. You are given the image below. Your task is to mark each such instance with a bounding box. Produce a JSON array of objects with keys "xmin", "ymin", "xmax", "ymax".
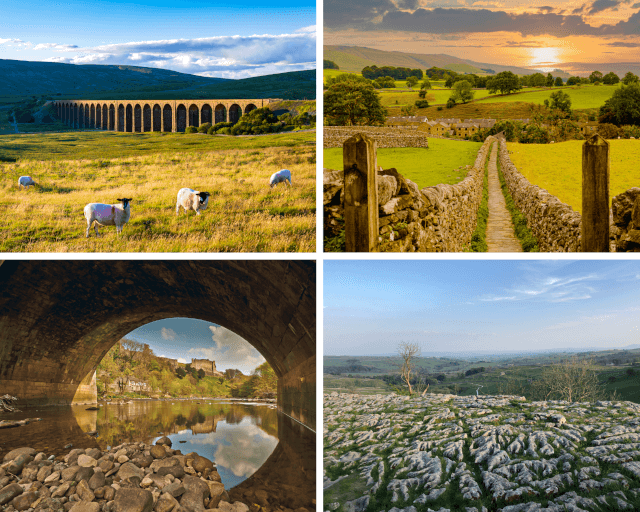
[
  {"xmin": 406, "ymin": 76, "xmax": 419, "ymax": 89},
  {"xmin": 361, "ymin": 65, "xmax": 422, "ymax": 81},
  {"xmin": 400, "ymin": 105, "xmax": 417, "ymax": 116},
  {"xmin": 324, "ymin": 59, "xmax": 339, "ymax": 70},
  {"xmin": 420, "ymin": 78, "xmax": 432, "ymax": 90},
  {"xmin": 230, "ymin": 107, "xmax": 283, "ymax": 135},
  {"xmin": 372, "ymin": 76, "xmax": 396, "ymax": 89},
  {"xmin": 597, "ymin": 122, "xmax": 622, "ymax": 139},
  {"xmin": 451, "ymin": 80, "xmax": 474, "ymax": 104},
  {"xmin": 590, "ymin": 71, "xmax": 604, "ymax": 83},
  {"xmin": 544, "ymin": 90, "xmax": 572, "ymax": 114},
  {"xmin": 566, "ymin": 76, "xmax": 581, "ymax": 85},
  {"xmin": 487, "ymin": 71, "xmax": 522, "ymax": 95},
  {"xmin": 176, "ymin": 367, "xmax": 187, "ymax": 378},
  {"xmin": 623, "ymin": 71, "xmax": 639, "ymax": 85},
  {"xmin": 415, "ymin": 99, "xmax": 429, "ymax": 108},
  {"xmin": 184, "ymin": 126, "xmax": 197, "ymax": 134},
  {"xmin": 599, "ymin": 83, "xmax": 640, "ymax": 126},
  {"xmin": 197, "ymin": 122, "xmax": 211, "ymax": 134},
  {"xmin": 324, "ymin": 74, "xmax": 387, "ymax": 126},
  {"xmin": 554, "ymin": 77, "xmax": 563, "ymax": 86},
  {"xmin": 603, "ymin": 72, "xmax": 620, "ymax": 85},
  {"xmin": 446, "ymin": 98, "xmax": 456, "ymax": 109}
]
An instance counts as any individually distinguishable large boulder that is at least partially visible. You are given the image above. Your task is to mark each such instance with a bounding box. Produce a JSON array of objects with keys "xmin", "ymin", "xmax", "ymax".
[
  {"xmin": 114, "ymin": 488, "xmax": 153, "ymax": 512},
  {"xmin": 156, "ymin": 436, "xmax": 172, "ymax": 448},
  {"xmin": 150, "ymin": 445, "xmax": 167, "ymax": 459},
  {"xmin": 78, "ymin": 454, "xmax": 98, "ymax": 468},
  {"xmin": 191, "ymin": 455, "xmax": 214, "ymax": 474},
  {"xmin": 69, "ymin": 502, "xmax": 101, "ymax": 512},
  {"xmin": 0, "ymin": 483, "xmax": 23, "ymax": 505},
  {"xmin": 155, "ymin": 492, "xmax": 179, "ymax": 512},
  {"xmin": 2, "ymin": 447, "xmax": 36, "ymax": 462},
  {"xmin": 11, "ymin": 490, "xmax": 39, "ymax": 511},
  {"xmin": 117, "ymin": 462, "xmax": 144, "ymax": 481},
  {"xmin": 180, "ymin": 475, "xmax": 210, "ymax": 512}
]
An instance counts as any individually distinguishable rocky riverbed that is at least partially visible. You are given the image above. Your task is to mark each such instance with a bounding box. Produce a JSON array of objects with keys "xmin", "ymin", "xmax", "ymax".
[
  {"xmin": 0, "ymin": 435, "xmax": 263, "ymax": 512},
  {"xmin": 324, "ymin": 392, "xmax": 640, "ymax": 512}
]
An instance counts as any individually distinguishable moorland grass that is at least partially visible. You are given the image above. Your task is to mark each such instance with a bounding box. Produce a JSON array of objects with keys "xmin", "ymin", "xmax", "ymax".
[
  {"xmin": 0, "ymin": 142, "xmax": 315, "ymax": 252},
  {"xmin": 507, "ymin": 139, "xmax": 640, "ymax": 213},
  {"xmin": 323, "ymin": 139, "xmax": 482, "ymax": 189},
  {"xmin": 0, "ymin": 130, "xmax": 314, "ymax": 161}
]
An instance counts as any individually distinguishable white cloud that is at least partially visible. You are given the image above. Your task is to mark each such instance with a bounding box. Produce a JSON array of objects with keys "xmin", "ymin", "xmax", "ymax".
[
  {"xmin": 161, "ymin": 328, "xmax": 177, "ymax": 340},
  {"xmin": 185, "ymin": 325, "xmax": 265, "ymax": 373},
  {"xmin": 177, "ymin": 358, "xmax": 187, "ymax": 364},
  {"xmin": 31, "ymin": 32, "xmax": 316, "ymax": 79}
]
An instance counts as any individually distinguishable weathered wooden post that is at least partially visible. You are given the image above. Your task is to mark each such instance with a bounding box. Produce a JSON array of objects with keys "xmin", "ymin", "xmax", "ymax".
[
  {"xmin": 343, "ymin": 133, "xmax": 378, "ymax": 252},
  {"xmin": 582, "ymin": 134, "xmax": 610, "ymax": 252}
]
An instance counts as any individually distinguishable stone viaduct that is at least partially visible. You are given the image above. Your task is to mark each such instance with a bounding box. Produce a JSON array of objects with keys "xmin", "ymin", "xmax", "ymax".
[
  {"xmin": 0, "ymin": 260, "xmax": 315, "ymax": 430},
  {"xmin": 53, "ymin": 98, "xmax": 280, "ymax": 132}
]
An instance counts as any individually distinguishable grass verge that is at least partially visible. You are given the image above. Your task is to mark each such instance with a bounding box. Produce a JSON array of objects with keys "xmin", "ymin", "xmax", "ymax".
[
  {"xmin": 467, "ymin": 143, "xmax": 490, "ymax": 252},
  {"xmin": 497, "ymin": 144, "xmax": 539, "ymax": 252}
]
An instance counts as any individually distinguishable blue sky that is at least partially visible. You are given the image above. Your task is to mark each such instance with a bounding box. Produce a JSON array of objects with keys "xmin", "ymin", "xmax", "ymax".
[
  {"xmin": 1, "ymin": 0, "xmax": 316, "ymax": 78},
  {"xmin": 324, "ymin": 260, "xmax": 640, "ymax": 356},
  {"xmin": 125, "ymin": 318, "xmax": 265, "ymax": 374}
]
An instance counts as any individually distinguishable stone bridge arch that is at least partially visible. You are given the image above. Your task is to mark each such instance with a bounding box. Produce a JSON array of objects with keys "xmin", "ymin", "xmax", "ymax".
[{"xmin": 0, "ymin": 261, "xmax": 315, "ymax": 429}]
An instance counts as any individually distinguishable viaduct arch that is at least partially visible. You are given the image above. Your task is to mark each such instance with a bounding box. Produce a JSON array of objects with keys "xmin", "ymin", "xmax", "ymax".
[
  {"xmin": 0, "ymin": 261, "xmax": 315, "ymax": 429},
  {"xmin": 54, "ymin": 99, "xmax": 272, "ymax": 133}
]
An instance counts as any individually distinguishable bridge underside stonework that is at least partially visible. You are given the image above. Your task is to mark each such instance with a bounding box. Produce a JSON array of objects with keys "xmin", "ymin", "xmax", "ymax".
[
  {"xmin": 0, "ymin": 261, "xmax": 315, "ymax": 429},
  {"xmin": 54, "ymin": 98, "xmax": 279, "ymax": 133}
]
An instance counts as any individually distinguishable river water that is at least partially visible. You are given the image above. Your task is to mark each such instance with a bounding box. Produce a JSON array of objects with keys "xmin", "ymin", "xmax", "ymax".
[{"xmin": 0, "ymin": 399, "xmax": 315, "ymax": 508}]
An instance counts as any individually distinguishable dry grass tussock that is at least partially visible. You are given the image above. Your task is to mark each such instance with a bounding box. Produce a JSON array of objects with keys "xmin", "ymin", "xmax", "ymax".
[{"xmin": 0, "ymin": 147, "xmax": 315, "ymax": 252}]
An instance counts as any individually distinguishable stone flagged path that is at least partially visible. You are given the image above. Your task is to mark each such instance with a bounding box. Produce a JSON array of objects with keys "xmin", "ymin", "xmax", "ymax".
[{"xmin": 486, "ymin": 142, "xmax": 522, "ymax": 252}]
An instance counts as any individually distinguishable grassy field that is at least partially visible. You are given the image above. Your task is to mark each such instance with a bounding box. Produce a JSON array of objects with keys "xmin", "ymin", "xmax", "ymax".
[
  {"xmin": 324, "ymin": 139, "xmax": 482, "ymax": 188},
  {"xmin": 0, "ymin": 132, "xmax": 315, "ymax": 252},
  {"xmin": 507, "ymin": 139, "xmax": 640, "ymax": 213},
  {"xmin": 476, "ymin": 84, "xmax": 619, "ymax": 109}
]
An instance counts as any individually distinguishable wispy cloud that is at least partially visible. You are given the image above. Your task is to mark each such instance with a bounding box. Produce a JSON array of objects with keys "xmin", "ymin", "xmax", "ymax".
[{"xmin": 160, "ymin": 328, "xmax": 176, "ymax": 340}]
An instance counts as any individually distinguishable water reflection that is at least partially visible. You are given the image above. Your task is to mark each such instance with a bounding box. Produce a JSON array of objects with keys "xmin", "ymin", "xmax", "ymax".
[{"xmin": 0, "ymin": 400, "xmax": 314, "ymax": 508}]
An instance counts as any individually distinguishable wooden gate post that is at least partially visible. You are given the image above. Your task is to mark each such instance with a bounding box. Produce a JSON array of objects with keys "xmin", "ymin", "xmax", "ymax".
[
  {"xmin": 343, "ymin": 133, "xmax": 378, "ymax": 252},
  {"xmin": 582, "ymin": 134, "xmax": 610, "ymax": 252}
]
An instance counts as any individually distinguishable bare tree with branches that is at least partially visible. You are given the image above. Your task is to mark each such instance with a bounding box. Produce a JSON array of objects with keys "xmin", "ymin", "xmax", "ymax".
[
  {"xmin": 532, "ymin": 356, "xmax": 605, "ymax": 402},
  {"xmin": 397, "ymin": 342, "xmax": 420, "ymax": 395}
]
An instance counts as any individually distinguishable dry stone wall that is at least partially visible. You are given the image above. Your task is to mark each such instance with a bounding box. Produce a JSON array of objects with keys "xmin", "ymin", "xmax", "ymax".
[
  {"xmin": 612, "ymin": 187, "xmax": 640, "ymax": 251},
  {"xmin": 497, "ymin": 140, "xmax": 584, "ymax": 252},
  {"xmin": 324, "ymin": 127, "xmax": 429, "ymax": 149},
  {"xmin": 324, "ymin": 137, "xmax": 495, "ymax": 252}
]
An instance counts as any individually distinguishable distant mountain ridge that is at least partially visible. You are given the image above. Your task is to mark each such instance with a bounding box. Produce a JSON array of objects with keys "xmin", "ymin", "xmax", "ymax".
[
  {"xmin": 0, "ymin": 59, "xmax": 316, "ymax": 101},
  {"xmin": 325, "ymin": 45, "xmax": 571, "ymax": 78}
]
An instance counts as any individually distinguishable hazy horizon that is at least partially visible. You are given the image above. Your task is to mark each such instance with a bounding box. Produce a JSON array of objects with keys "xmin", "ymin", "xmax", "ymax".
[
  {"xmin": 325, "ymin": 0, "xmax": 640, "ymax": 75},
  {"xmin": 324, "ymin": 260, "xmax": 640, "ymax": 356}
]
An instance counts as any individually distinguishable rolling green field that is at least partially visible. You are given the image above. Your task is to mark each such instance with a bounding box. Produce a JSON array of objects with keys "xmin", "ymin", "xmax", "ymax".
[
  {"xmin": 324, "ymin": 139, "xmax": 482, "ymax": 188},
  {"xmin": 0, "ymin": 131, "xmax": 315, "ymax": 252},
  {"xmin": 476, "ymin": 84, "xmax": 619, "ymax": 109},
  {"xmin": 507, "ymin": 139, "xmax": 640, "ymax": 213}
]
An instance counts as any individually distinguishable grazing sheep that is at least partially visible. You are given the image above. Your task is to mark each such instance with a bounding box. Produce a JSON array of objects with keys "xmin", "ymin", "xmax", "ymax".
[
  {"xmin": 18, "ymin": 176, "xmax": 36, "ymax": 190},
  {"xmin": 176, "ymin": 188, "xmax": 210, "ymax": 215},
  {"xmin": 84, "ymin": 198, "xmax": 132, "ymax": 237},
  {"xmin": 269, "ymin": 169, "xmax": 292, "ymax": 188}
]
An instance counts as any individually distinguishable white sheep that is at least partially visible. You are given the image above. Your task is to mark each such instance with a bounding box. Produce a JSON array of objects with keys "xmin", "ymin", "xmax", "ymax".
[
  {"xmin": 18, "ymin": 176, "xmax": 36, "ymax": 190},
  {"xmin": 84, "ymin": 198, "xmax": 132, "ymax": 237},
  {"xmin": 176, "ymin": 188, "xmax": 210, "ymax": 215},
  {"xmin": 269, "ymin": 169, "xmax": 292, "ymax": 188}
]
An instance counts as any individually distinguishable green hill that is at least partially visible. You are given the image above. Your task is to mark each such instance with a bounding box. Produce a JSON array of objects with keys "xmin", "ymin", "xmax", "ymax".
[
  {"xmin": 324, "ymin": 45, "xmax": 569, "ymax": 78},
  {"xmin": 0, "ymin": 59, "xmax": 316, "ymax": 103}
]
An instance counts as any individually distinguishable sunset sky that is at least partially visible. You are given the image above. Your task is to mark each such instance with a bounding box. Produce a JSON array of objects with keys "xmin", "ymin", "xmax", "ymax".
[
  {"xmin": 324, "ymin": 0, "xmax": 640, "ymax": 74},
  {"xmin": 1, "ymin": 0, "xmax": 316, "ymax": 78}
]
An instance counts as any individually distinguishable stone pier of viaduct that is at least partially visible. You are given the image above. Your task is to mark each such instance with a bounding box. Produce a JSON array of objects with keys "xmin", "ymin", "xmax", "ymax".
[
  {"xmin": 53, "ymin": 98, "xmax": 280, "ymax": 133},
  {"xmin": 0, "ymin": 261, "xmax": 315, "ymax": 430}
]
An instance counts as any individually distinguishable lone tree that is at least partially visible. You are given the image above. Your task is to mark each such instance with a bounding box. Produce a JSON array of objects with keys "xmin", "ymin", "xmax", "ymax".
[
  {"xmin": 451, "ymin": 80, "xmax": 474, "ymax": 104},
  {"xmin": 406, "ymin": 76, "xmax": 419, "ymax": 89},
  {"xmin": 544, "ymin": 90, "xmax": 572, "ymax": 114},
  {"xmin": 589, "ymin": 71, "xmax": 604, "ymax": 83},
  {"xmin": 603, "ymin": 72, "xmax": 620, "ymax": 85},
  {"xmin": 623, "ymin": 71, "xmax": 639, "ymax": 85},
  {"xmin": 398, "ymin": 342, "xmax": 420, "ymax": 395},
  {"xmin": 324, "ymin": 74, "xmax": 387, "ymax": 126},
  {"xmin": 487, "ymin": 71, "xmax": 521, "ymax": 95},
  {"xmin": 532, "ymin": 357, "xmax": 604, "ymax": 402}
]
